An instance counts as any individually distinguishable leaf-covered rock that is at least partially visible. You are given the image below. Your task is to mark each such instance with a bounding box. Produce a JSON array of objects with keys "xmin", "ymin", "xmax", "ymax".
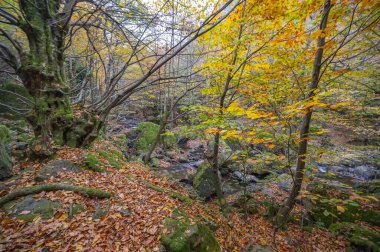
[
  {"xmin": 35, "ymin": 160, "xmax": 82, "ymax": 182},
  {"xmin": 1, "ymin": 195, "xmax": 61, "ymax": 221}
]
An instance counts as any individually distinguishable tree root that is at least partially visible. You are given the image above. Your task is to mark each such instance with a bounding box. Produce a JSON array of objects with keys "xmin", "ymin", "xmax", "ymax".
[{"xmin": 0, "ymin": 184, "xmax": 112, "ymax": 207}]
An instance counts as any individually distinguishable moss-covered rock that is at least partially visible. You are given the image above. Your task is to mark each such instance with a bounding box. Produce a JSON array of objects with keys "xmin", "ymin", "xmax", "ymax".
[
  {"xmin": 330, "ymin": 222, "xmax": 380, "ymax": 251},
  {"xmin": 35, "ymin": 160, "xmax": 81, "ymax": 182},
  {"xmin": 0, "ymin": 141, "xmax": 13, "ymax": 180},
  {"xmin": 162, "ymin": 131, "xmax": 177, "ymax": 149},
  {"xmin": 1, "ymin": 195, "xmax": 61, "ymax": 221},
  {"xmin": 0, "ymin": 125, "xmax": 11, "ymax": 144},
  {"xmin": 355, "ymin": 180, "xmax": 380, "ymax": 201},
  {"xmin": 302, "ymin": 195, "xmax": 380, "ymax": 228},
  {"xmin": 0, "ymin": 184, "xmax": 112, "ymax": 207},
  {"xmin": 162, "ymin": 210, "xmax": 220, "ymax": 252},
  {"xmin": 169, "ymin": 191, "xmax": 192, "ymax": 206},
  {"xmin": 135, "ymin": 122, "xmax": 177, "ymax": 152},
  {"xmin": 136, "ymin": 122, "xmax": 160, "ymax": 151},
  {"xmin": 193, "ymin": 164, "xmax": 217, "ymax": 200},
  {"xmin": 99, "ymin": 150, "xmax": 122, "ymax": 169},
  {"xmin": 83, "ymin": 153, "xmax": 105, "ymax": 172}
]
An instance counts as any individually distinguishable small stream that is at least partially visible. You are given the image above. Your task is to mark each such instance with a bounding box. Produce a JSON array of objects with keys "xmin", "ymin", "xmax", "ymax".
[
  {"xmin": 159, "ymin": 160, "xmax": 204, "ymax": 181},
  {"xmin": 160, "ymin": 160, "xmax": 378, "ymax": 194}
]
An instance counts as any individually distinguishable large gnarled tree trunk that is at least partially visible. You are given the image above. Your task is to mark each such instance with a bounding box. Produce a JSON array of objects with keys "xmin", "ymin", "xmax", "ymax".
[{"xmin": 13, "ymin": 0, "xmax": 99, "ymax": 156}]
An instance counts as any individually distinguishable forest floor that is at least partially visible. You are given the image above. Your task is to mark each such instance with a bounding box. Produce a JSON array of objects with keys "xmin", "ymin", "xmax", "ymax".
[{"xmin": 0, "ymin": 139, "xmax": 350, "ymax": 252}]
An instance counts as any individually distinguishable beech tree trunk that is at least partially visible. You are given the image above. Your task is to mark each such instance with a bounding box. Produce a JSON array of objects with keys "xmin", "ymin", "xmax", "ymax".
[
  {"xmin": 14, "ymin": 0, "xmax": 100, "ymax": 156},
  {"xmin": 275, "ymin": 0, "xmax": 332, "ymax": 227}
]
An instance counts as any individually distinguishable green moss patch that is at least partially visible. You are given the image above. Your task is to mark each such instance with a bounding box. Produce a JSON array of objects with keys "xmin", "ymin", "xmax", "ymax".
[
  {"xmin": 162, "ymin": 210, "xmax": 220, "ymax": 252},
  {"xmin": 302, "ymin": 195, "xmax": 380, "ymax": 228},
  {"xmin": 99, "ymin": 149, "xmax": 122, "ymax": 169},
  {"xmin": 136, "ymin": 122, "xmax": 160, "ymax": 151},
  {"xmin": 83, "ymin": 153, "xmax": 105, "ymax": 172},
  {"xmin": 136, "ymin": 122, "xmax": 177, "ymax": 152},
  {"xmin": 0, "ymin": 125, "xmax": 11, "ymax": 144},
  {"xmin": 330, "ymin": 222, "xmax": 380, "ymax": 251}
]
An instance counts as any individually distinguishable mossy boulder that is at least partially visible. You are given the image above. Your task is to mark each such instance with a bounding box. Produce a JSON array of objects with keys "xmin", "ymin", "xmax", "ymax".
[
  {"xmin": 35, "ymin": 160, "xmax": 81, "ymax": 182},
  {"xmin": 330, "ymin": 222, "xmax": 380, "ymax": 251},
  {"xmin": 1, "ymin": 195, "xmax": 61, "ymax": 221},
  {"xmin": 0, "ymin": 125, "xmax": 11, "ymax": 144},
  {"xmin": 355, "ymin": 180, "xmax": 380, "ymax": 201},
  {"xmin": 161, "ymin": 131, "xmax": 177, "ymax": 149},
  {"xmin": 302, "ymin": 194, "xmax": 380, "ymax": 228},
  {"xmin": 83, "ymin": 153, "xmax": 105, "ymax": 172},
  {"xmin": 162, "ymin": 211, "xmax": 220, "ymax": 252},
  {"xmin": 0, "ymin": 141, "xmax": 13, "ymax": 180},
  {"xmin": 303, "ymin": 181, "xmax": 380, "ymax": 228},
  {"xmin": 193, "ymin": 164, "xmax": 217, "ymax": 200},
  {"xmin": 136, "ymin": 122, "xmax": 160, "ymax": 151},
  {"xmin": 135, "ymin": 122, "xmax": 176, "ymax": 152}
]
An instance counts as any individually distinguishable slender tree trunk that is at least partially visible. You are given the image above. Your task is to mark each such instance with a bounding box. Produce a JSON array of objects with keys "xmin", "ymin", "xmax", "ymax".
[
  {"xmin": 144, "ymin": 112, "xmax": 170, "ymax": 164},
  {"xmin": 212, "ymin": 0, "xmax": 247, "ymax": 209},
  {"xmin": 275, "ymin": 0, "xmax": 332, "ymax": 227}
]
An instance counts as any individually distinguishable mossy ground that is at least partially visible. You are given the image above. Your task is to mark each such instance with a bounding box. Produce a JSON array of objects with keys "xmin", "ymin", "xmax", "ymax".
[
  {"xmin": 83, "ymin": 153, "xmax": 105, "ymax": 172},
  {"xmin": 99, "ymin": 149, "xmax": 123, "ymax": 169},
  {"xmin": 330, "ymin": 222, "xmax": 380, "ymax": 251}
]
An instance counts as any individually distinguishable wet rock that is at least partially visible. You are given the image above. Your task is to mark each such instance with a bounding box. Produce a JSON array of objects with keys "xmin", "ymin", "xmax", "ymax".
[
  {"xmin": 232, "ymin": 171, "xmax": 259, "ymax": 184},
  {"xmin": 177, "ymin": 137, "xmax": 190, "ymax": 149},
  {"xmin": 15, "ymin": 142, "xmax": 28, "ymax": 151},
  {"xmin": 275, "ymin": 174, "xmax": 293, "ymax": 192},
  {"xmin": 35, "ymin": 160, "xmax": 81, "ymax": 182},
  {"xmin": 353, "ymin": 165, "xmax": 379, "ymax": 180},
  {"xmin": 188, "ymin": 145, "xmax": 205, "ymax": 162},
  {"xmin": 355, "ymin": 179, "xmax": 380, "ymax": 194}
]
